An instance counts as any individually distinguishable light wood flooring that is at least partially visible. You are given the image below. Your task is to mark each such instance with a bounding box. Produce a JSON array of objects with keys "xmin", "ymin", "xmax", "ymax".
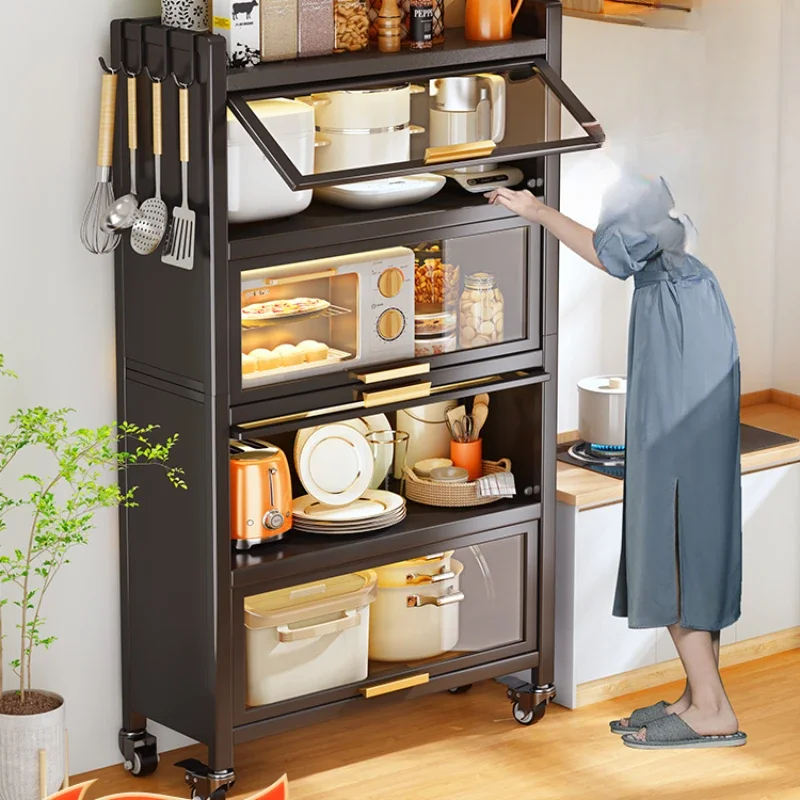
[{"xmin": 77, "ymin": 649, "xmax": 800, "ymax": 800}]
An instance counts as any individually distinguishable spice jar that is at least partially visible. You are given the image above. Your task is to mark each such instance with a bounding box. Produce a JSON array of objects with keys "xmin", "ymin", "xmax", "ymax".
[
  {"xmin": 408, "ymin": 0, "xmax": 433, "ymax": 49},
  {"xmin": 376, "ymin": 0, "xmax": 402, "ymax": 52},
  {"xmin": 459, "ymin": 272, "xmax": 504, "ymax": 349},
  {"xmin": 260, "ymin": 0, "xmax": 299, "ymax": 61},
  {"xmin": 298, "ymin": 0, "xmax": 335, "ymax": 57},
  {"xmin": 335, "ymin": 0, "xmax": 370, "ymax": 51},
  {"xmin": 162, "ymin": 0, "xmax": 209, "ymax": 30}
]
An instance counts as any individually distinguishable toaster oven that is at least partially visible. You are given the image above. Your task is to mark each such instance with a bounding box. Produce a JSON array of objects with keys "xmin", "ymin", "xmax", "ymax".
[{"xmin": 241, "ymin": 247, "xmax": 415, "ymax": 389}]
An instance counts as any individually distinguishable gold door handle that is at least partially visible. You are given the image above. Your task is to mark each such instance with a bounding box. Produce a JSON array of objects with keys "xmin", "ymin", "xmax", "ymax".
[
  {"xmin": 355, "ymin": 363, "xmax": 430, "ymax": 385},
  {"xmin": 424, "ymin": 140, "xmax": 497, "ymax": 165},
  {"xmin": 362, "ymin": 382, "xmax": 432, "ymax": 409},
  {"xmin": 360, "ymin": 673, "xmax": 430, "ymax": 699}
]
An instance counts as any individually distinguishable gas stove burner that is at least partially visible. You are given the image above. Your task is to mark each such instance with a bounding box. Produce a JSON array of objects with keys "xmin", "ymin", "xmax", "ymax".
[{"xmin": 568, "ymin": 441, "xmax": 626, "ymax": 466}]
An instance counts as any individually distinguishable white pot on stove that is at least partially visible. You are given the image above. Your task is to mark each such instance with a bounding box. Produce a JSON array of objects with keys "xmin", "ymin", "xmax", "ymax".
[{"xmin": 577, "ymin": 375, "xmax": 627, "ymax": 447}]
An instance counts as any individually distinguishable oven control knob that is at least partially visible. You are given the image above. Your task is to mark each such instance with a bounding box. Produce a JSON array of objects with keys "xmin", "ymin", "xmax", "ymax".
[
  {"xmin": 262, "ymin": 510, "xmax": 285, "ymax": 531},
  {"xmin": 377, "ymin": 309, "xmax": 406, "ymax": 340},
  {"xmin": 378, "ymin": 268, "xmax": 405, "ymax": 298}
]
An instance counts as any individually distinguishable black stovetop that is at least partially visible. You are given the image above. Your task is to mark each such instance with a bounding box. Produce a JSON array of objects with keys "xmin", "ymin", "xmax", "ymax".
[{"xmin": 557, "ymin": 423, "xmax": 799, "ymax": 481}]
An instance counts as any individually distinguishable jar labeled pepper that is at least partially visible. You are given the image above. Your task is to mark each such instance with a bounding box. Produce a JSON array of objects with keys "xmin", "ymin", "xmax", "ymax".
[{"xmin": 459, "ymin": 272, "xmax": 504, "ymax": 349}]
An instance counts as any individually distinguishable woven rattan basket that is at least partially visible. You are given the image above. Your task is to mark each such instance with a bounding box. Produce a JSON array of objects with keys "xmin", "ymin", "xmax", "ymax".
[{"xmin": 403, "ymin": 459, "xmax": 511, "ymax": 508}]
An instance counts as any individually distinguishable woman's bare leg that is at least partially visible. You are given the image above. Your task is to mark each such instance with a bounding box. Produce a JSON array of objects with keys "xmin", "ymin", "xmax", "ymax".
[{"xmin": 632, "ymin": 626, "xmax": 737, "ymax": 740}]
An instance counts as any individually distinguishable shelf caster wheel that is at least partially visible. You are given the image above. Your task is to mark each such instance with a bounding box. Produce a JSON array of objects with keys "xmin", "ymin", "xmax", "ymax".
[
  {"xmin": 512, "ymin": 700, "xmax": 547, "ymax": 726},
  {"xmin": 177, "ymin": 758, "xmax": 235, "ymax": 800},
  {"xmin": 120, "ymin": 728, "xmax": 159, "ymax": 778},
  {"xmin": 448, "ymin": 684, "xmax": 473, "ymax": 695}
]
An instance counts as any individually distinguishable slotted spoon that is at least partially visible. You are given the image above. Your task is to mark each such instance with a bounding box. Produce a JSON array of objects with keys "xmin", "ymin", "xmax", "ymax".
[
  {"xmin": 131, "ymin": 78, "xmax": 168, "ymax": 255},
  {"xmin": 162, "ymin": 84, "xmax": 195, "ymax": 270}
]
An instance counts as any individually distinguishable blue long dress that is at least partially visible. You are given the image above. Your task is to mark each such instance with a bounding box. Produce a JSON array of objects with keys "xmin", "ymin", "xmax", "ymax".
[{"xmin": 592, "ymin": 176, "xmax": 742, "ymax": 631}]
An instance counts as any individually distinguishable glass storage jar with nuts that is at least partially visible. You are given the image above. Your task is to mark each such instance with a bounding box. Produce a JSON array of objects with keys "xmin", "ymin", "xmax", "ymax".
[
  {"xmin": 335, "ymin": 0, "xmax": 371, "ymax": 51},
  {"xmin": 459, "ymin": 272, "xmax": 504, "ymax": 349}
]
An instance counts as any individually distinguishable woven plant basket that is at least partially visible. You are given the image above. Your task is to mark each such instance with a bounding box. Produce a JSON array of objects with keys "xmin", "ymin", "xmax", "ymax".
[{"xmin": 403, "ymin": 459, "xmax": 511, "ymax": 508}]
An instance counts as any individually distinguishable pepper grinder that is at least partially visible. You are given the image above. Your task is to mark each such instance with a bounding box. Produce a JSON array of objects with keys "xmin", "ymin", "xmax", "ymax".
[{"xmin": 377, "ymin": 0, "xmax": 403, "ymax": 52}]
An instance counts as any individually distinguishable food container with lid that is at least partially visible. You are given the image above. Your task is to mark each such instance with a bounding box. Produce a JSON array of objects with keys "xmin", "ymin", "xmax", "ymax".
[
  {"xmin": 335, "ymin": 0, "xmax": 370, "ymax": 51},
  {"xmin": 227, "ymin": 99, "xmax": 315, "ymax": 223},
  {"xmin": 414, "ymin": 331, "xmax": 457, "ymax": 358},
  {"xmin": 459, "ymin": 271, "xmax": 504, "ymax": 349},
  {"xmin": 260, "ymin": 0, "xmax": 299, "ymax": 62},
  {"xmin": 369, "ymin": 558, "xmax": 463, "ymax": 661},
  {"xmin": 577, "ymin": 375, "xmax": 627, "ymax": 447},
  {"xmin": 298, "ymin": 0, "xmax": 336, "ymax": 56},
  {"xmin": 245, "ymin": 571, "xmax": 377, "ymax": 706}
]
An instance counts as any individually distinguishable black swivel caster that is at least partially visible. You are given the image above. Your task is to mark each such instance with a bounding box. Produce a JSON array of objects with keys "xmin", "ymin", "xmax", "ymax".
[
  {"xmin": 448, "ymin": 684, "xmax": 473, "ymax": 695},
  {"xmin": 176, "ymin": 758, "xmax": 236, "ymax": 800},
  {"xmin": 495, "ymin": 676, "xmax": 556, "ymax": 726},
  {"xmin": 119, "ymin": 729, "xmax": 159, "ymax": 777},
  {"xmin": 512, "ymin": 700, "xmax": 548, "ymax": 726}
]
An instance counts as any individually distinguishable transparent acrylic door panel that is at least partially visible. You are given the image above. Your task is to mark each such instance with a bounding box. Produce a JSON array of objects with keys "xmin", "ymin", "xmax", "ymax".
[{"xmin": 227, "ymin": 57, "xmax": 604, "ymax": 191}]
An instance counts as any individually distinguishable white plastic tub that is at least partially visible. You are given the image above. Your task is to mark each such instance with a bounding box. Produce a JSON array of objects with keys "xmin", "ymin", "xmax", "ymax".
[{"xmin": 245, "ymin": 571, "xmax": 377, "ymax": 706}]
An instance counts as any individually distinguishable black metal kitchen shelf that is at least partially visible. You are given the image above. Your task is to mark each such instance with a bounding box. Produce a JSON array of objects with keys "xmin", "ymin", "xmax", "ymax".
[
  {"xmin": 226, "ymin": 28, "xmax": 547, "ymax": 94},
  {"xmin": 229, "ymin": 190, "xmax": 519, "ymax": 263},
  {"xmin": 232, "ymin": 499, "xmax": 541, "ymax": 588}
]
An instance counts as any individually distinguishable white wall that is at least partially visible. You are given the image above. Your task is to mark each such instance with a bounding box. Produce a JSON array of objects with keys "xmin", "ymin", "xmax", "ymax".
[
  {"xmin": 558, "ymin": 1, "xmax": 784, "ymax": 431},
  {"xmin": 773, "ymin": 0, "xmax": 800, "ymax": 394},
  {"xmin": 0, "ymin": 0, "xmax": 191, "ymax": 776}
]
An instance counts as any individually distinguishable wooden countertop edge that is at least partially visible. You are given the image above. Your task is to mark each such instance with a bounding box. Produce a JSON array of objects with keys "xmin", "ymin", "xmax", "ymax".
[
  {"xmin": 563, "ymin": 1, "xmax": 693, "ymax": 30},
  {"xmin": 557, "ymin": 390, "xmax": 800, "ymax": 510}
]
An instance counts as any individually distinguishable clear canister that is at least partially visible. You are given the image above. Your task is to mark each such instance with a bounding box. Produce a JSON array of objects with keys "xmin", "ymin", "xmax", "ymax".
[
  {"xmin": 459, "ymin": 272, "xmax": 504, "ymax": 349},
  {"xmin": 335, "ymin": 0, "xmax": 370, "ymax": 51}
]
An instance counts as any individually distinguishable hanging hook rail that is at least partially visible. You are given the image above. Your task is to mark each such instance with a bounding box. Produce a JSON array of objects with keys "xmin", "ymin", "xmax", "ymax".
[{"xmin": 145, "ymin": 27, "xmax": 172, "ymax": 83}]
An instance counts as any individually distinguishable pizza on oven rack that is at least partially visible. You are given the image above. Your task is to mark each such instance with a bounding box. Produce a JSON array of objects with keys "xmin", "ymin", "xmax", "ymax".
[{"xmin": 241, "ymin": 297, "xmax": 331, "ymax": 321}]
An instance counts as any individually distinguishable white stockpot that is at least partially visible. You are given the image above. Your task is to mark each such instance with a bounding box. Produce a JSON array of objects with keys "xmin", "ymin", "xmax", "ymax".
[
  {"xmin": 369, "ymin": 558, "xmax": 464, "ymax": 662},
  {"xmin": 227, "ymin": 98, "xmax": 315, "ymax": 223},
  {"xmin": 577, "ymin": 374, "xmax": 627, "ymax": 447},
  {"xmin": 372, "ymin": 551, "xmax": 454, "ymax": 586}
]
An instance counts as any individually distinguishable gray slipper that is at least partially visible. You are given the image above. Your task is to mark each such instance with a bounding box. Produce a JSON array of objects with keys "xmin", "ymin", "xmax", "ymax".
[
  {"xmin": 622, "ymin": 713, "xmax": 747, "ymax": 749},
  {"xmin": 609, "ymin": 700, "xmax": 669, "ymax": 734}
]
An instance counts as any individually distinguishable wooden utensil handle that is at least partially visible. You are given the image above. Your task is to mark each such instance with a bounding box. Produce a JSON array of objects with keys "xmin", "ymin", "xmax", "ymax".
[
  {"xmin": 179, "ymin": 87, "xmax": 189, "ymax": 164},
  {"xmin": 97, "ymin": 72, "xmax": 118, "ymax": 168},
  {"xmin": 127, "ymin": 76, "xmax": 138, "ymax": 151},
  {"xmin": 152, "ymin": 80, "xmax": 163, "ymax": 157}
]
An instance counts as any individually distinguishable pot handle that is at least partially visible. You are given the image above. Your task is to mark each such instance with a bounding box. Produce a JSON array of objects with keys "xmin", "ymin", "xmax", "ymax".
[
  {"xmin": 314, "ymin": 135, "xmax": 331, "ymax": 149},
  {"xmin": 409, "ymin": 84, "xmax": 426, "ymax": 95},
  {"xmin": 298, "ymin": 94, "xmax": 332, "ymax": 109},
  {"xmin": 277, "ymin": 609, "xmax": 360, "ymax": 642},
  {"xmin": 409, "ymin": 124, "xmax": 426, "ymax": 136},
  {"xmin": 406, "ymin": 570, "xmax": 455, "ymax": 585},
  {"xmin": 406, "ymin": 591, "xmax": 465, "ymax": 608}
]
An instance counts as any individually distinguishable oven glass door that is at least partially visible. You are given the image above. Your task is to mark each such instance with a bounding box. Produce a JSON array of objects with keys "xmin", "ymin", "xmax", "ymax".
[{"xmin": 227, "ymin": 56, "xmax": 603, "ymax": 192}]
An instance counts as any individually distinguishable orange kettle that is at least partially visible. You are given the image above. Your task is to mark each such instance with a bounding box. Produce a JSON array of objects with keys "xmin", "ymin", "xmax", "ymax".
[
  {"xmin": 230, "ymin": 441, "xmax": 293, "ymax": 550},
  {"xmin": 465, "ymin": 0, "xmax": 524, "ymax": 41}
]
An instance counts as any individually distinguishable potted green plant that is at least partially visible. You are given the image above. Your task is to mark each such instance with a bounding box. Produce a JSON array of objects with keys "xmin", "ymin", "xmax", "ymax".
[{"xmin": 0, "ymin": 353, "xmax": 185, "ymax": 800}]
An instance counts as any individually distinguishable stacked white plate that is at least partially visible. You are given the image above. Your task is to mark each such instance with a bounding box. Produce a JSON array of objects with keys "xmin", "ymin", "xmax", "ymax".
[{"xmin": 292, "ymin": 490, "xmax": 406, "ymax": 535}]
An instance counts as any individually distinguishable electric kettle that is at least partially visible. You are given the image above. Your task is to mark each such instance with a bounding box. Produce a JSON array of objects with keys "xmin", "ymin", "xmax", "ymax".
[
  {"xmin": 230, "ymin": 441, "xmax": 293, "ymax": 550},
  {"xmin": 428, "ymin": 74, "xmax": 523, "ymax": 193}
]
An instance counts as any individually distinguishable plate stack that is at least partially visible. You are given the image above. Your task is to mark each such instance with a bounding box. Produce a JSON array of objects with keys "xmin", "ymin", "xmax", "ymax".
[
  {"xmin": 292, "ymin": 490, "xmax": 406, "ymax": 534},
  {"xmin": 293, "ymin": 421, "xmax": 406, "ymax": 535}
]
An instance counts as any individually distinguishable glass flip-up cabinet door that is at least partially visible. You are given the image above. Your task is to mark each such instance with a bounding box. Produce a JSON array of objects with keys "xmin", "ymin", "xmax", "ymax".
[
  {"xmin": 238, "ymin": 218, "xmax": 536, "ymax": 395},
  {"xmin": 227, "ymin": 57, "xmax": 604, "ymax": 190}
]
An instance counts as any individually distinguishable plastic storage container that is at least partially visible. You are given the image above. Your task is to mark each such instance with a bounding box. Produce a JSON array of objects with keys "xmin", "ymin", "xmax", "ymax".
[
  {"xmin": 459, "ymin": 271, "xmax": 505, "ymax": 349},
  {"xmin": 245, "ymin": 571, "xmax": 378, "ymax": 706},
  {"xmin": 227, "ymin": 99, "xmax": 315, "ymax": 223},
  {"xmin": 335, "ymin": 0, "xmax": 370, "ymax": 51}
]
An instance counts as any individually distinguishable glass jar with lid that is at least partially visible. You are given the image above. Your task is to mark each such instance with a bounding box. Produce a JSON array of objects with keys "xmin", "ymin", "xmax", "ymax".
[{"xmin": 459, "ymin": 272, "xmax": 504, "ymax": 349}]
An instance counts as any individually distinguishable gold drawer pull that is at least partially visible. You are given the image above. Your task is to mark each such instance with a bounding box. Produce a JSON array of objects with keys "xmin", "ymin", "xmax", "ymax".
[
  {"xmin": 362, "ymin": 382, "xmax": 432, "ymax": 409},
  {"xmin": 355, "ymin": 363, "xmax": 430, "ymax": 385},
  {"xmin": 360, "ymin": 673, "xmax": 430, "ymax": 699},
  {"xmin": 424, "ymin": 140, "xmax": 497, "ymax": 165}
]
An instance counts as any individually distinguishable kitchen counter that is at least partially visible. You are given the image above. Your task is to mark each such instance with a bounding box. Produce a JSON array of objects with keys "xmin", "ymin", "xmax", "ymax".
[
  {"xmin": 563, "ymin": 1, "xmax": 693, "ymax": 30},
  {"xmin": 557, "ymin": 400, "xmax": 800, "ymax": 509}
]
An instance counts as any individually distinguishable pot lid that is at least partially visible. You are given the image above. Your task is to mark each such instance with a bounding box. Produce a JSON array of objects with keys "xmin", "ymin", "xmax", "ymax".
[
  {"xmin": 244, "ymin": 571, "xmax": 377, "ymax": 629},
  {"xmin": 577, "ymin": 375, "xmax": 627, "ymax": 394},
  {"xmin": 227, "ymin": 98, "xmax": 314, "ymax": 141}
]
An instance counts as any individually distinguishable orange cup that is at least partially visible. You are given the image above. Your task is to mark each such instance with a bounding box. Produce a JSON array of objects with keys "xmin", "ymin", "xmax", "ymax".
[{"xmin": 450, "ymin": 439, "xmax": 483, "ymax": 481}]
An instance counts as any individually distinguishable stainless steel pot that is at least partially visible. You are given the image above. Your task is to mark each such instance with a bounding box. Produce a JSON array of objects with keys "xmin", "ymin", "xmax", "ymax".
[{"xmin": 577, "ymin": 375, "xmax": 627, "ymax": 447}]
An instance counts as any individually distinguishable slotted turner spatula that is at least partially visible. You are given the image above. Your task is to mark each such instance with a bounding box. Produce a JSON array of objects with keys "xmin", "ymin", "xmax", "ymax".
[{"xmin": 162, "ymin": 84, "xmax": 195, "ymax": 270}]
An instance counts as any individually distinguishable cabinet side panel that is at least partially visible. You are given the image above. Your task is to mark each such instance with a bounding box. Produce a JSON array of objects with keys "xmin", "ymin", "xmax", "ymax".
[{"xmin": 123, "ymin": 378, "xmax": 216, "ymax": 743}]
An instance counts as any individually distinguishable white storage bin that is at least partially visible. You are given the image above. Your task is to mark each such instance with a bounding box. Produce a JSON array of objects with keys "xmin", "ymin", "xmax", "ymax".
[
  {"xmin": 245, "ymin": 570, "xmax": 377, "ymax": 706},
  {"xmin": 227, "ymin": 98, "xmax": 315, "ymax": 224}
]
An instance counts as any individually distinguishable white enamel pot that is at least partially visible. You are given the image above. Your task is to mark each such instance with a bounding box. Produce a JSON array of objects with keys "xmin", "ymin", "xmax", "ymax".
[
  {"xmin": 303, "ymin": 83, "xmax": 425, "ymax": 130},
  {"xmin": 372, "ymin": 551, "xmax": 454, "ymax": 586},
  {"xmin": 577, "ymin": 374, "xmax": 627, "ymax": 447},
  {"xmin": 314, "ymin": 125, "xmax": 424, "ymax": 172},
  {"xmin": 369, "ymin": 558, "xmax": 464, "ymax": 662}
]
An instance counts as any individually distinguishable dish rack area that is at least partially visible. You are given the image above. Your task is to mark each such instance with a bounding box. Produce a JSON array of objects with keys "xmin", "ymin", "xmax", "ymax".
[{"xmin": 112, "ymin": 4, "xmax": 604, "ymax": 798}]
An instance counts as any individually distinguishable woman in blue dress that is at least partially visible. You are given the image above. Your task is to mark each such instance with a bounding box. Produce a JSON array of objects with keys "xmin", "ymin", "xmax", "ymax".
[{"xmin": 488, "ymin": 175, "xmax": 746, "ymax": 750}]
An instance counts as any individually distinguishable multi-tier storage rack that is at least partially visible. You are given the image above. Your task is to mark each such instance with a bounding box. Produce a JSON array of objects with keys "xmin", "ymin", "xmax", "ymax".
[{"xmin": 111, "ymin": 5, "xmax": 603, "ymax": 796}]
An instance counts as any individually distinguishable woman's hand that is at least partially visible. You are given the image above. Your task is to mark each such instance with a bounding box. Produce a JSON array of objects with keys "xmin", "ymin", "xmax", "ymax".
[{"xmin": 485, "ymin": 188, "xmax": 546, "ymax": 223}]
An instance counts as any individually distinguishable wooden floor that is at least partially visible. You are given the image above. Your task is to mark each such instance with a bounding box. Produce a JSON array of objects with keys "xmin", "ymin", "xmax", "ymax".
[{"xmin": 77, "ymin": 650, "xmax": 800, "ymax": 800}]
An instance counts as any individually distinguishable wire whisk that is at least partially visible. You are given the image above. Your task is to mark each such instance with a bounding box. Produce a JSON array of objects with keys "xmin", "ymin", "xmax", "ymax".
[{"xmin": 81, "ymin": 65, "xmax": 120, "ymax": 255}]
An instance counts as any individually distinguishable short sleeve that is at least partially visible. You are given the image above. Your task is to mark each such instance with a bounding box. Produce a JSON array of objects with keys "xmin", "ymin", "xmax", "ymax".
[{"xmin": 593, "ymin": 221, "xmax": 660, "ymax": 280}]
